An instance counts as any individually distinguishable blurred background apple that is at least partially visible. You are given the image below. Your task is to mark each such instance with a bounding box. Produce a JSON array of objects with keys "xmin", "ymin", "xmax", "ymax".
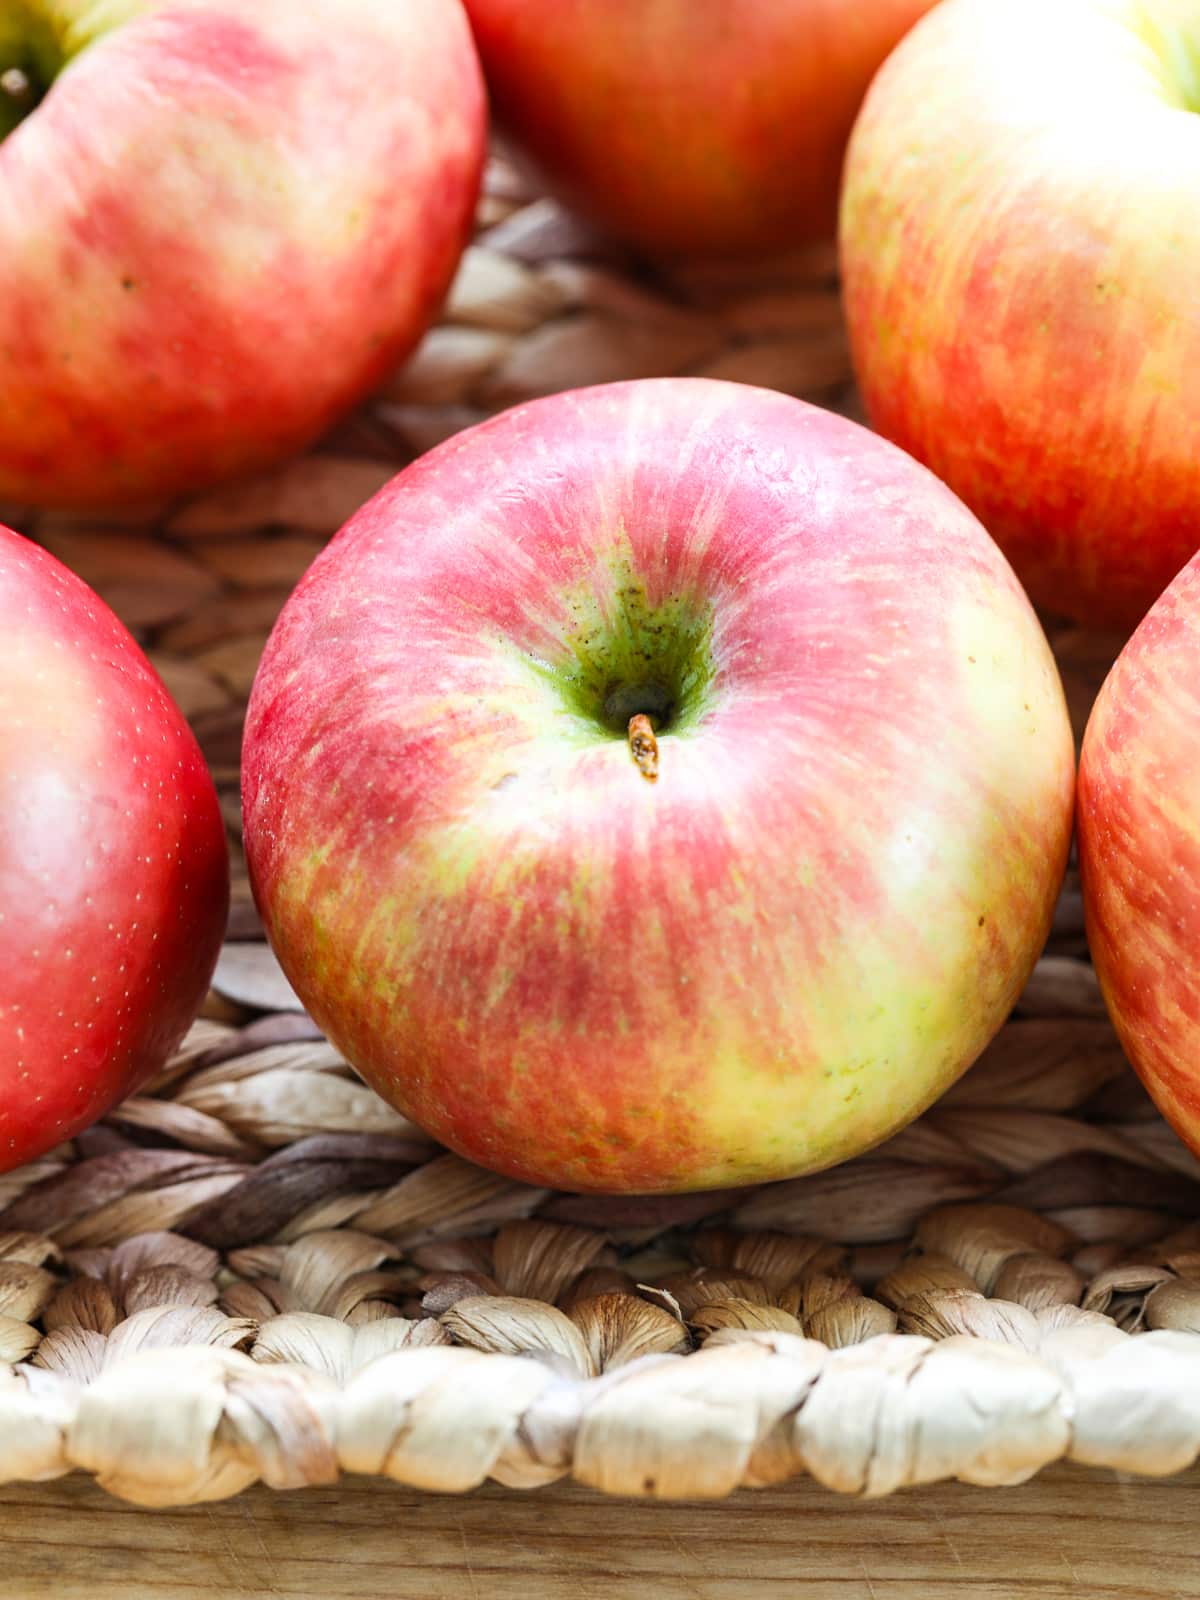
[
  {"xmin": 0, "ymin": 0, "xmax": 485, "ymax": 507},
  {"xmin": 463, "ymin": 0, "xmax": 936, "ymax": 256},
  {"xmin": 1079, "ymin": 552, "xmax": 1200, "ymax": 1160},
  {"xmin": 841, "ymin": 0, "xmax": 1200, "ymax": 630},
  {"xmin": 0, "ymin": 525, "xmax": 228, "ymax": 1171}
]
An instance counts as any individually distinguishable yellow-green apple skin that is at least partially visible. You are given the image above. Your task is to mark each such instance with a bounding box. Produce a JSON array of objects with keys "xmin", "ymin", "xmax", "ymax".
[
  {"xmin": 462, "ymin": 0, "xmax": 937, "ymax": 256},
  {"xmin": 243, "ymin": 379, "xmax": 1075, "ymax": 1194},
  {"xmin": 1080, "ymin": 554, "xmax": 1200, "ymax": 1155},
  {"xmin": 0, "ymin": 0, "xmax": 485, "ymax": 507},
  {"xmin": 841, "ymin": 0, "xmax": 1200, "ymax": 630}
]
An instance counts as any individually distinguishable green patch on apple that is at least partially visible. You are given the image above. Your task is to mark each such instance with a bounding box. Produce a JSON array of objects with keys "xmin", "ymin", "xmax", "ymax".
[{"xmin": 517, "ymin": 554, "xmax": 717, "ymax": 748}]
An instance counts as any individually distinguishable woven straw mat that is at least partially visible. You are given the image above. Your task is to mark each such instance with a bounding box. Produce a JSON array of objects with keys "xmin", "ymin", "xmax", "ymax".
[{"xmin": 0, "ymin": 157, "xmax": 1192, "ymax": 1508}]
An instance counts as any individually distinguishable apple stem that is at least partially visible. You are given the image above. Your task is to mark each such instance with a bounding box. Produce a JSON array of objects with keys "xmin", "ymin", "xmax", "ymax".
[
  {"xmin": 628, "ymin": 713, "xmax": 659, "ymax": 782},
  {"xmin": 0, "ymin": 69, "xmax": 32, "ymax": 107}
]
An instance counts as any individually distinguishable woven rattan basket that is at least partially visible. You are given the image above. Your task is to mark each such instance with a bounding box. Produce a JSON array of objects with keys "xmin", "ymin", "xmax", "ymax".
[{"xmin": 1, "ymin": 157, "xmax": 1194, "ymax": 1509}]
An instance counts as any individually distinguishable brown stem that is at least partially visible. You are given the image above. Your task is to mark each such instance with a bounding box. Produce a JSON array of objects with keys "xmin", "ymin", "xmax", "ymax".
[
  {"xmin": 628, "ymin": 713, "xmax": 659, "ymax": 782},
  {"xmin": 0, "ymin": 69, "xmax": 32, "ymax": 105}
]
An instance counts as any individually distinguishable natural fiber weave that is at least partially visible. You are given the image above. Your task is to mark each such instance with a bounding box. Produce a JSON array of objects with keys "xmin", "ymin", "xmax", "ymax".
[{"xmin": 0, "ymin": 157, "xmax": 1193, "ymax": 1505}]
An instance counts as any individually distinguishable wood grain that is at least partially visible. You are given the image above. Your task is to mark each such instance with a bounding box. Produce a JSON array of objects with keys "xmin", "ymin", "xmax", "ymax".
[{"xmin": 0, "ymin": 1466, "xmax": 1192, "ymax": 1600}]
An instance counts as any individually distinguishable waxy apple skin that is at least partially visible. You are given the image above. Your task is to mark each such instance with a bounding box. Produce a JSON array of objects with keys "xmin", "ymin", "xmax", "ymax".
[
  {"xmin": 841, "ymin": 0, "xmax": 1200, "ymax": 630},
  {"xmin": 1079, "ymin": 556, "xmax": 1200, "ymax": 1156},
  {"xmin": 463, "ymin": 0, "xmax": 935, "ymax": 256},
  {"xmin": 0, "ymin": 526, "xmax": 228, "ymax": 1171},
  {"xmin": 0, "ymin": 0, "xmax": 485, "ymax": 507},
  {"xmin": 244, "ymin": 379, "xmax": 1074, "ymax": 1194}
]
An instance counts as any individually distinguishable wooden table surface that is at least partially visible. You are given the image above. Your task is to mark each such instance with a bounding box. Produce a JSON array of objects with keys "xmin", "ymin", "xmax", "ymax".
[{"xmin": 0, "ymin": 1466, "xmax": 1192, "ymax": 1600}]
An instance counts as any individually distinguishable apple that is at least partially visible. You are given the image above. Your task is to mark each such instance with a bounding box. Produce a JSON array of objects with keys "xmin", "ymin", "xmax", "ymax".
[
  {"xmin": 1079, "ymin": 554, "xmax": 1200, "ymax": 1155},
  {"xmin": 0, "ymin": 524, "xmax": 228, "ymax": 1170},
  {"xmin": 461, "ymin": 0, "xmax": 936, "ymax": 256},
  {"xmin": 0, "ymin": 0, "xmax": 485, "ymax": 508},
  {"xmin": 243, "ymin": 378, "xmax": 1074, "ymax": 1194},
  {"xmin": 840, "ymin": 0, "xmax": 1200, "ymax": 631}
]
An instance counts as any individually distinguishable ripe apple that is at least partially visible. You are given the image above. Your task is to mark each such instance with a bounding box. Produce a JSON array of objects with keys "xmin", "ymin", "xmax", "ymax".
[
  {"xmin": 840, "ymin": 0, "xmax": 1200, "ymax": 631},
  {"xmin": 0, "ymin": 0, "xmax": 484, "ymax": 508},
  {"xmin": 1079, "ymin": 554, "xmax": 1200, "ymax": 1155},
  {"xmin": 243, "ymin": 378, "xmax": 1074, "ymax": 1194},
  {"xmin": 462, "ymin": 0, "xmax": 936, "ymax": 256},
  {"xmin": 0, "ymin": 525, "xmax": 228, "ymax": 1170}
]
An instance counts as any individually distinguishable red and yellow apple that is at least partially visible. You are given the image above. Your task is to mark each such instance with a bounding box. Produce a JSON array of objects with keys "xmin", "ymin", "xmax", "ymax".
[
  {"xmin": 840, "ymin": 0, "xmax": 1200, "ymax": 630},
  {"xmin": 243, "ymin": 379, "xmax": 1074, "ymax": 1194},
  {"xmin": 1079, "ymin": 554, "xmax": 1200, "ymax": 1155},
  {"xmin": 462, "ymin": 0, "xmax": 936, "ymax": 256},
  {"xmin": 0, "ymin": 0, "xmax": 484, "ymax": 507},
  {"xmin": 0, "ymin": 525, "xmax": 228, "ymax": 1170}
]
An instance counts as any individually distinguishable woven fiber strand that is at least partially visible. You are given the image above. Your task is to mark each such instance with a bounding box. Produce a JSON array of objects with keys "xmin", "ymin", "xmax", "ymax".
[{"xmin": 0, "ymin": 157, "xmax": 1193, "ymax": 1506}]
